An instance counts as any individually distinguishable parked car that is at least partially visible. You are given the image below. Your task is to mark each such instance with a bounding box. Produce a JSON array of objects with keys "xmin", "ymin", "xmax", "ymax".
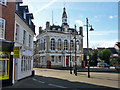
[
  {"xmin": 115, "ymin": 66, "xmax": 120, "ymax": 70},
  {"xmin": 97, "ymin": 62, "xmax": 109, "ymax": 67},
  {"xmin": 97, "ymin": 62, "xmax": 104, "ymax": 67}
]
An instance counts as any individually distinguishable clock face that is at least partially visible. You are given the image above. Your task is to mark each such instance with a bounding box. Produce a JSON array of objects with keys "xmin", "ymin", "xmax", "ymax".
[{"xmin": 62, "ymin": 18, "xmax": 67, "ymax": 23}]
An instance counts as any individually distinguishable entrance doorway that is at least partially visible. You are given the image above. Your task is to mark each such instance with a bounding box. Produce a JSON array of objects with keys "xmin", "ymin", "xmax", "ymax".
[{"xmin": 66, "ymin": 56, "xmax": 69, "ymax": 66}]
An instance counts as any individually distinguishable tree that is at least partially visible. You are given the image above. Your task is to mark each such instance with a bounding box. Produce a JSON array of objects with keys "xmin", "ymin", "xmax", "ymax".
[
  {"xmin": 90, "ymin": 49, "xmax": 98, "ymax": 66},
  {"xmin": 98, "ymin": 49, "xmax": 112, "ymax": 64}
]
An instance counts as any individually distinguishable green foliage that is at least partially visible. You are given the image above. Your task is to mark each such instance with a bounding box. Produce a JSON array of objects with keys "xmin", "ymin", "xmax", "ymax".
[
  {"xmin": 98, "ymin": 49, "xmax": 112, "ymax": 64},
  {"xmin": 90, "ymin": 49, "xmax": 98, "ymax": 66}
]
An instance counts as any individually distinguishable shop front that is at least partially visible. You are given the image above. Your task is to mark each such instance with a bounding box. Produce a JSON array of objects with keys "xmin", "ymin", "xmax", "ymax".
[{"xmin": 0, "ymin": 39, "xmax": 14, "ymax": 86}]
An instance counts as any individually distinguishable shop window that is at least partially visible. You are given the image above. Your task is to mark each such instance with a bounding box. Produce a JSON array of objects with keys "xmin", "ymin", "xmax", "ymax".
[{"xmin": 0, "ymin": 52, "xmax": 10, "ymax": 80}]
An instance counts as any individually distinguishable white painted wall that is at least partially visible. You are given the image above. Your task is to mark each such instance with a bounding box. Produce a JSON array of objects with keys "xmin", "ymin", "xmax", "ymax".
[{"xmin": 14, "ymin": 14, "xmax": 34, "ymax": 80}]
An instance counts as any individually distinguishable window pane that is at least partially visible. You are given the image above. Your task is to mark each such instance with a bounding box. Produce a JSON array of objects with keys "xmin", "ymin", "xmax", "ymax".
[
  {"xmin": 51, "ymin": 38, "xmax": 55, "ymax": 50},
  {"xmin": 51, "ymin": 56, "xmax": 54, "ymax": 62}
]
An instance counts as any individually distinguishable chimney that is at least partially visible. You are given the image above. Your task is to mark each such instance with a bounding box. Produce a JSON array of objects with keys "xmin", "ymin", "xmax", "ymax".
[
  {"xmin": 39, "ymin": 26, "xmax": 42, "ymax": 34},
  {"xmin": 79, "ymin": 26, "xmax": 83, "ymax": 36},
  {"xmin": 46, "ymin": 21, "xmax": 50, "ymax": 31}
]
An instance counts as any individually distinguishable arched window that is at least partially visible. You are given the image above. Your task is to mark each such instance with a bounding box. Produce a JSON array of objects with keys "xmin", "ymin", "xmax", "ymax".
[
  {"xmin": 58, "ymin": 39, "xmax": 61, "ymax": 50},
  {"xmin": 64, "ymin": 40, "xmax": 68, "ymax": 50},
  {"xmin": 40, "ymin": 40, "xmax": 43, "ymax": 50},
  {"xmin": 51, "ymin": 38, "xmax": 55, "ymax": 50},
  {"xmin": 70, "ymin": 40, "xmax": 74, "ymax": 50},
  {"xmin": 44, "ymin": 39, "xmax": 45, "ymax": 50},
  {"xmin": 76, "ymin": 40, "xmax": 79, "ymax": 51}
]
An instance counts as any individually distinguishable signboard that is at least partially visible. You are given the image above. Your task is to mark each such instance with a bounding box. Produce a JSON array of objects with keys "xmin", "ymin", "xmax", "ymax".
[
  {"xmin": 87, "ymin": 55, "xmax": 89, "ymax": 60},
  {"xmin": 13, "ymin": 47, "xmax": 20, "ymax": 58}
]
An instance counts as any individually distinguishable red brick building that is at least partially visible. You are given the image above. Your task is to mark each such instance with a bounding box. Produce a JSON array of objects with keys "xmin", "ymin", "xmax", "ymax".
[{"xmin": 0, "ymin": 0, "xmax": 16, "ymax": 41}]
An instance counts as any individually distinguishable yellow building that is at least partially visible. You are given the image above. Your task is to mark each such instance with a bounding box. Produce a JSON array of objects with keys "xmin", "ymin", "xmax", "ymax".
[{"xmin": 34, "ymin": 7, "xmax": 83, "ymax": 68}]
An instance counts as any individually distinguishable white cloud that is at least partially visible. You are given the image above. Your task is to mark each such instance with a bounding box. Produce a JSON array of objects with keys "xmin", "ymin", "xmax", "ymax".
[
  {"xmin": 109, "ymin": 15, "xmax": 117, "ymax": 19},
  {"xmin": 94, "ymin": 16, "xmax": 98, "ymax": 18},
  {"xmin": 83, "ymin": 39, "xmax": 118, "ymax": 48},
  {"xmin": 75, "ymin": 20, "xmax": 83, "ymax": 26},
  {"xmin": 83, "ymin": 30, "xmax": 118, "ymax": 36},
  {"xmin": 34, "ymin": 0, "xmax": 57, "ymax": 14}
]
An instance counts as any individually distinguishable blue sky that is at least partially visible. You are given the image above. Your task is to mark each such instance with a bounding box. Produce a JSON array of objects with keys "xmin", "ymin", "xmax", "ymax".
[{"xmin": 22, "ymin": 0, "xmax": 118, "ymax": 48}]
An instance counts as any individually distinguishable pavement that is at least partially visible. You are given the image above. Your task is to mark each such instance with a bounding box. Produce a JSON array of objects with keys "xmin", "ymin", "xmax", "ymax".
[
  {"xmin": 77, "ymin": 66, "xmax": 119, "ymax": 72},
  {"xmin": 2, "ymin": 68, "xmax": 119, "ymax": 89}
]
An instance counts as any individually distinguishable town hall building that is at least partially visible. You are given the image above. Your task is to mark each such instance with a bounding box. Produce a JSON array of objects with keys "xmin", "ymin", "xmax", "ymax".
[{"xmin": 34, "ymin": 7, "xmax": 83, "ymax": 68}]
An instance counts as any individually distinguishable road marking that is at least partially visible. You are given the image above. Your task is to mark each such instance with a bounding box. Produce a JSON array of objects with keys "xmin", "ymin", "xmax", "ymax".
[
  {"xmin": 48, "ymin": 83, "xmax": 67, "ymax": 88},
  {"xmin": 38, "ymin": 81, "xmax": 45, "ymax": 84},
  {"xmin": 32, "ymin": 78, "xmax": 67, "ymax": 88},
  {"xmin": 32, "ymin": 78, "xmax": 45, "ymax": 84},
  {"xmin": 32, "ymin": 78, "xmax": 37, "ymax": 81}
]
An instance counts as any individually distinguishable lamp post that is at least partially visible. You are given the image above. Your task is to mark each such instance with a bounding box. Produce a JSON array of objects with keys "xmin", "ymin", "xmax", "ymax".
[
  {"xmin": 84, "ymin": 18, "xmax": 94, "ymax": 78},
  {"xmin": 74, "ymin": 24, "xmax": 77, "ymax": 76},
  {"xmin": 70, "ymin": 31, "xmax": 72, "ymax": 74}
]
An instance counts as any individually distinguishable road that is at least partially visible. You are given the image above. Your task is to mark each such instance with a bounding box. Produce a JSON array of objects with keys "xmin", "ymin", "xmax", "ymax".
[{"xmin": 2, "ymin": 68, "xmax": 119, "ymax": 89}]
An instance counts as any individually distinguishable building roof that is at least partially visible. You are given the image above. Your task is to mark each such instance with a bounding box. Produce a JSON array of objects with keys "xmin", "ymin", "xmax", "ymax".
[
  {"xmin": 97, "ymin": 47, "xmax": 105, "ymax": 51},
  {"xmin": 107, "ymin": 47, "xmax": 118, "ymax": 54},
  {"xmin": 26, "ymin": 13, "xmax": 34, "ymax": 19},
  {"xmin": 50, "ymin": 25, "xmax": 62, "ymax": 31},
  {"xmin": 116, "ymin": 42, "xmax": 120, "ymax": 48},
  {"xmin": 20, "ymin": 6, "xmax": 29, "ymax": 12},
  {"xmin": 16, "ymin": 3, "xmax": 35, "ymax": 34}
]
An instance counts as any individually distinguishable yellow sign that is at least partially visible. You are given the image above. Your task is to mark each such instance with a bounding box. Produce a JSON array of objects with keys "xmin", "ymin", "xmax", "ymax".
[
  {"xmin": 13, "ymin": 47, "xmax": 20, "ymax": 58},
  {"xmin": 87, "ymin": 56, "xmax": 89, "ymax": 60}
]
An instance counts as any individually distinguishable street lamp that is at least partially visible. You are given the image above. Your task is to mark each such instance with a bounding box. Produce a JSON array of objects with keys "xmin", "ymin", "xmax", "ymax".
[
  {"xmin": 74, "ymin": 24, "xmax": 77, "ymax": 76},
  {"xmin": 69, "ymin": 30, "xmax": 72, "ymax": 74},
  {"xmin": 84, "ymin": 18, "xmax": 94, "ymax": 78}
]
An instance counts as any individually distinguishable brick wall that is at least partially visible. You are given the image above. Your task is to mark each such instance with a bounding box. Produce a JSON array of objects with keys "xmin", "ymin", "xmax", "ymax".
[{"xmin": 0, "ymin": 2, "xmax": 16, "ymax": 41}]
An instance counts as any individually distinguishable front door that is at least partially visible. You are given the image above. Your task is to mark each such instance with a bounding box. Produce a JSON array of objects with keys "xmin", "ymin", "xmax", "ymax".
[{"xmin": 66, "ymin": 57, "xmax": 69, "ymax": 66}]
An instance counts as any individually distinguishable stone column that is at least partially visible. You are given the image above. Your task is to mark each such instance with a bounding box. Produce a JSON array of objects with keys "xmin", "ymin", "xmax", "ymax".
[{"xmin": 65, "ymin": 55, "xmax": 66, "ymax": 67}]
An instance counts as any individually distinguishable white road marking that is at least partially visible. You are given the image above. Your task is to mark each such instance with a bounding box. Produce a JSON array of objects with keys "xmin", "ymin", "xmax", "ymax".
[
  {"xmin": 38, "ymin": 81, "xmax": 45, "ymax": 84},
  {"xmin": 32, "ymin": 78, "xmax": 45, "ymax": 84},
  {"xmin": 32, "ymin": 78, "xmax": 67, "ymax": 88},
  {"xmin": 48, "ymin": 83, "xmax": 67, "ymax": 88},
  {"xmin": 32, "ymin": 78, "xmax": 37, "ymax": 81}
]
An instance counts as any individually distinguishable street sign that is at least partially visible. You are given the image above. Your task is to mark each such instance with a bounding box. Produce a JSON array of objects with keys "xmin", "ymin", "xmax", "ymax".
[
  {"xmin": 13, "ymin": 47, "xmax": 20, "ymax": 58},
  {"xmin": 87, "ymin": 55, "xmax": 89, "ymax": 60}
]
